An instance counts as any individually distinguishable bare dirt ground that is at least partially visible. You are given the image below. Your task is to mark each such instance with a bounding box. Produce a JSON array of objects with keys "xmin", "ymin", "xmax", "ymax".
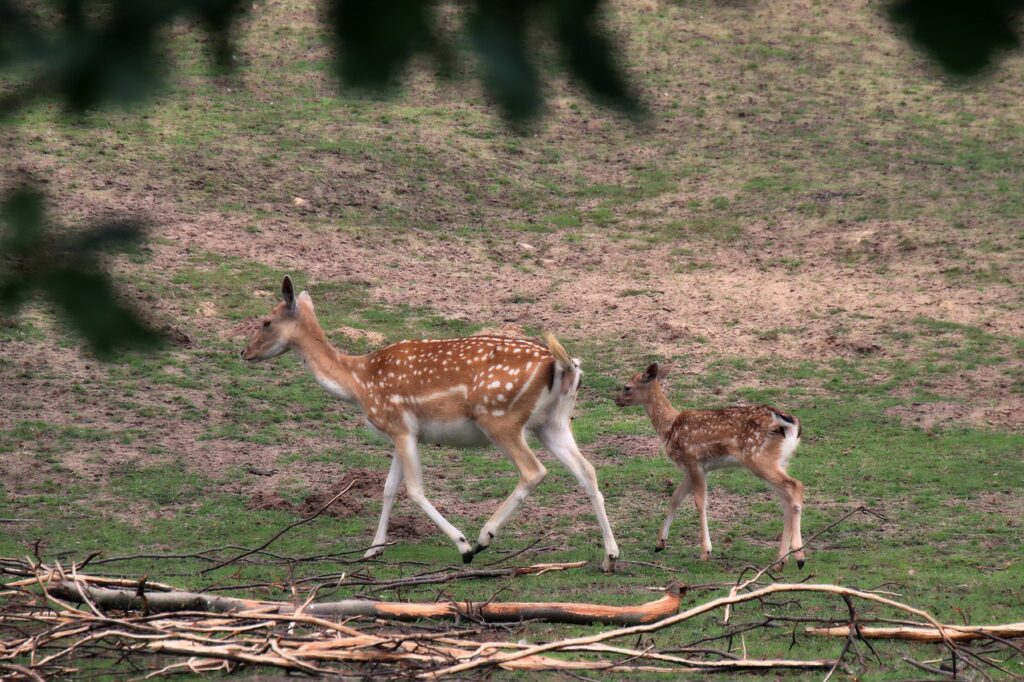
[
  {"xmin": 3, "ymin": 190, "xmax": 1021, "ymax": 521},
  {"xmin": 145, "ymin": 208, "xmax": 1021, "ymax": 359},
  {"xmin": 139, "ymin": 204, "xmax": 1024, "ymax": 435},
  {"xmin": 1, "ymin": 0, "xmax": 1022, "ymax": 526}
]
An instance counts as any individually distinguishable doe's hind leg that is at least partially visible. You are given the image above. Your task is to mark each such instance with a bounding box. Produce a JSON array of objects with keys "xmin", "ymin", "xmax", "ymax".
[{"xmin": 536, "ymin": 425, "xmax": 620, "ymax": 572}]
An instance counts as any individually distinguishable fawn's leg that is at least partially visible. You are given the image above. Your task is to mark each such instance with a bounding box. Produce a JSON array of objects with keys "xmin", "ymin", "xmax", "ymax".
[{"xmin": 656, "ymin": 474, "xmax": 693, "ymax": 552}]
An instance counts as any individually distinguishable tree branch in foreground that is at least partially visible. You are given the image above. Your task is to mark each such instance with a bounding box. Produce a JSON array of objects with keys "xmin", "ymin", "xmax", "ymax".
[
  {"xmin": 808, "ymin": 622, "xmax": 1024, "ymax": 642},
  {"xmin": 48, "ymin": 578, "xmax": 684, "ymax": 626}
]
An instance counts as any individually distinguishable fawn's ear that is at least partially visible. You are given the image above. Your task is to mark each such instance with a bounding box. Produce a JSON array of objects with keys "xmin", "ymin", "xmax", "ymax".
[
  {"xmin": 282, "ymin": 275, "xmax": 297, "ymax": 311},
  {"xmin": 642, "ymin": 362, "xmax": 660, "ymax": 383},
  {"xmin": 657, "ymin": 363, "xmax": 674, "ymax": 381}
]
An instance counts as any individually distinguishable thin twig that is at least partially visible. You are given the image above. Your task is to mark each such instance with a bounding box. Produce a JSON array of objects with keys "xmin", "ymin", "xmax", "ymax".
[
  {"xmin": 901, "ymin": 655, "xmax": 956, "ymax": 678},
  {"xmin": 200, "ymin": 481, "xmax": 355, "ymax": 574},
  {"xmin": 723, "ymin": 505, "xmax": 880, "ymax": 624}
]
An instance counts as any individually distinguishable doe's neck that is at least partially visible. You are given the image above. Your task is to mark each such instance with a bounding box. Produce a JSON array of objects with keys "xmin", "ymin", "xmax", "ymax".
[{"xmin": 289, "ymin": 310, "xmax": 366, "ymax": 404}]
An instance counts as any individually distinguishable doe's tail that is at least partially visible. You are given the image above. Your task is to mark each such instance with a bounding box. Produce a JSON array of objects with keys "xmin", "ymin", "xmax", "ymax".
[
  {"xmin": 543, "ymin": 332, "xmax": 572, "ymax": 369},
  {"xmin": 543, "ymin": 332, "xmax": 581, "ymax": 395}
]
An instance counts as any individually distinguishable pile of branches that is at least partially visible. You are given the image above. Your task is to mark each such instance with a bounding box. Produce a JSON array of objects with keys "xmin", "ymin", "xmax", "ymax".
[
  {"xmin": 2, "ymin": 558, "xmax": 1023, "ymax": 679},
  {"xmin": 2, "ymin": 507, "xmax": 1022, "ymax": 679}
]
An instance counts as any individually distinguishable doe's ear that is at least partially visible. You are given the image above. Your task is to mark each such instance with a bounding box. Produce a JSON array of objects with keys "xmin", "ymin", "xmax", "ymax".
[
  {"xmin": 642, "ymin": 362, "xmax": 660, "ymax": 383},
  {"xmin": 657, "ymin": 363, "xmax": 674, "ymax": 380},
  {"xmin": 282, "ymin": 275, "xmax": 297, "ymax": 311}
]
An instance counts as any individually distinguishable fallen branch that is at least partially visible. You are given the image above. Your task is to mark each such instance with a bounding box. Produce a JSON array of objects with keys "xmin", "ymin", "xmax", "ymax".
[
  {"xmin": 50, "ymin": 581, "xmax": 270, "ymax": 614},
  {"xmin": 49, "ymin": 579, "xmax": 684, "ymax": 626},
  {"xmin": 809, "ymin": 622, "xmax": 1024, "ymax": 642},
  {"xmin": 723, "ymin": 505, "xmax": 883, "ymax": 624},
  {"xmin": 901, "ymin": 654, "xmax": 957, "ymax": 677},
  {"xmin": 4, "ymin": 572, "xmax": 177, "ymax": 592},
  {"xmin": 0, "ymin": 663, "xmax": 47, "ymax": 682},
  {"xmin": 420, "ymin": 582, "xmax": 964, "ymax": 679}
]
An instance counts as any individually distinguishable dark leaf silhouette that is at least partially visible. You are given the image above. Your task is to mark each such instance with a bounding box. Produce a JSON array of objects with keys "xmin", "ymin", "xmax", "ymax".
[
  {"xmin": 69, "ymin": 221, "xmax": 147, "ymax": 256},
  {"xmin": 45, "ymin": 268, "xmax": 161, "ymax": 359},
  {"xmin": 1, "ymin": 0, "xmax": 641, "ymax": 123},
  {"xmin": 0, "ymin": 188, "xmax": 163, "ymax": 359},
  {"xmin": 326, "ymin": 0, "xmax": 447, "ymax": 91},
  {"xmin": 551, "ymin": 0, "xmax": 643, "ymax": 118},
  {"xmin": 0, "ymin": 186, "xmax": 44, "ymax": 254},
  {"xmin": 889, "ymin": 0, "xmax": 1024, "ymax": 76}
]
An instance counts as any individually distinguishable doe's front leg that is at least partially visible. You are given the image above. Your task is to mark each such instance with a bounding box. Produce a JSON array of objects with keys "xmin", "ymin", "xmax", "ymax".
[
  {"xmin": 364, "ymin": 454, "xmax": 404, "ymax": 559},
  {"xmin": 394, "ymin": 434, "xmax": 475, "ymax": 563}
]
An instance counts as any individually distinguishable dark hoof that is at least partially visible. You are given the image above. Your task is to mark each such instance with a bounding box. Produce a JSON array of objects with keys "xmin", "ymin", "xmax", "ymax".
[
  {"xmin": 797, "ymin": 559, "xmax": 805, "ymax": 569},
  {"xmin": 473, "ymin": 542, "xmax": 489, "ymax": 555},
  {"xmin": 654, "ymin": 545, "xmax": 664, "ymax": 553},
  {"xmin": 461, "ymin": 550, "xmax": 474, "ymax": 564}
]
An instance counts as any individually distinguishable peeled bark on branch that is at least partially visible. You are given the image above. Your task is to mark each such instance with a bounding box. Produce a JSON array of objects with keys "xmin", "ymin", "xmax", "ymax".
[
  {"xmin": 808, "ymin": 622, "xmax": 1024, "ymax": 642},
  {"xmin": 49, "ymin": 579, "xmax": 684, "ymax": 626}
]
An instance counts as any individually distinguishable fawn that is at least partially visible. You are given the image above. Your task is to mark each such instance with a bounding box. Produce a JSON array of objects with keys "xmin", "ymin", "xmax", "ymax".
[{"xmin": 615, "ymin": 362, "xmax": 805, "ymax": 567}]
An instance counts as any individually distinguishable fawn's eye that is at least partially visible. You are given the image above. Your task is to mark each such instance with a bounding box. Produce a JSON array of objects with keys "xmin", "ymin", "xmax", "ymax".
[
  {"xmin": 623, "ymin": 386, "xmax": 631, "ymax": 392},
  {"xmin": 262, "ymin": 320, "xmax": 271, "ymax": 329}
]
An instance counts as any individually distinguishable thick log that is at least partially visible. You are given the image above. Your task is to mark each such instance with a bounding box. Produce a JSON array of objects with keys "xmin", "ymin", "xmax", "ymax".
[
  {"xmin": 807, "ymin": 622, "xmax": 1024, "ymax": 642},
  {"xmin": 49, "ymin": 580, "xmax": 684, "ymax": 626},
  {"xmin": 50, "ymin": 583, "xmax": 271, "ymax": 614}
]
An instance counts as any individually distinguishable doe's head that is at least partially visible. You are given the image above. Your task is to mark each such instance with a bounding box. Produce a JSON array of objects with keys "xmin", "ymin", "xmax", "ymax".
[
  {"xmin": 240, "ymin": 275, "xmax": 307, "ymax": 362},
  {"xmin": 614, "ymin": 362, "xmax": 672, "ymax": 407}
]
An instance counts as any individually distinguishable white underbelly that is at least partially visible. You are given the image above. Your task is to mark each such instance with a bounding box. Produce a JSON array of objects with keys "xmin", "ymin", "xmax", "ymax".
[
  {"xmin": 417, "ymin": 419, "xmax": 490, "ymax": 447},
  {"xmin": 704, "ymin": 455, "xmax": 741, "ymax": 471}
]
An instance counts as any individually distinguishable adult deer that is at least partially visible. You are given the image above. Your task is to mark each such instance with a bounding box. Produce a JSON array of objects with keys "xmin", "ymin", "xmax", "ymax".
[
  {"xmin": 240, "ymin": 276, "xmax": 620, "ymax": 571},
  {"xmin": 615, "ymin": 362, "xmax": 805, "ymax": 568}
]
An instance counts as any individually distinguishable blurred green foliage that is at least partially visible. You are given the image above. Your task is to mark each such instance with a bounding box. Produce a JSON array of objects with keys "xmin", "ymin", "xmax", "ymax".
[
  {"xmin": 0, "ymin": 1, "xmax": 642, "ymax": 358},
  {"xmin": 0, "ymin": 0, "xmax": 642, "ymax": 122}
]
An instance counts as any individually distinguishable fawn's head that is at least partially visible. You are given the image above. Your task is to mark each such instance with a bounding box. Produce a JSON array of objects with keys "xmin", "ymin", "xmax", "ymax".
[
  {"xmin": 240, "ymin": 275, "xmax": 310, "ymax": 362},
  {"xmin": 614, "ymin": 362, "xmax": 672, "ymax": 407}
]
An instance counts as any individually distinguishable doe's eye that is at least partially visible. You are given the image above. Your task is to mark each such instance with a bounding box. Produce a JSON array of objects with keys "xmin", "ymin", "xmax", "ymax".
[
  {"xmin": 262, "ymin": 320, "xmax": 271, "ymax": 329},
  {"xmin": 623, "ymin": 386, "xmax": 631, "ymax": 392}
]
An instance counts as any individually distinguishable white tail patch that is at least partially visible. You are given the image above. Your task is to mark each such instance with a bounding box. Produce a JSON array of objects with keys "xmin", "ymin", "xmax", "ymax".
[{"xmin": 771, "ymin": 412, "xmax": 800, "ymax": 471}]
